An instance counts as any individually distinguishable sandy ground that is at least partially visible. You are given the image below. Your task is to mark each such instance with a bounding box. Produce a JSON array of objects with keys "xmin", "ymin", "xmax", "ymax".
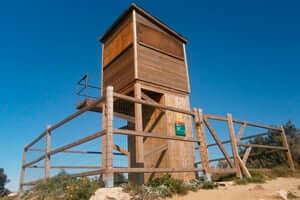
[{"xmin": 168, "ymin": 178, "xmax": 300, "ymax": 200}]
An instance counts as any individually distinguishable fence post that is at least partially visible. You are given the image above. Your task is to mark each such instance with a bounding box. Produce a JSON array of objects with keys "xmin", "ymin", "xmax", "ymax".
[
  {"xmin": 193, "ymin": 108, "xmax": 211, "ymax": 181},
  {"xmin": 280, "ymin": 125, "xmax": 295, "ymax": 171},
  {"xmin": 45, "ymin": 125, "xmax": 51, "ymax": 179},
  {"xmin": 227, "ymin": 113, "xmax": 243, "ymax": 179},
  {"xmin": 104, "ymin": 86, "xmax": 114, "ymax": 187},
  {"xmin": 19, "ymin": 147, "xmax": 27, "ymax": 192}
]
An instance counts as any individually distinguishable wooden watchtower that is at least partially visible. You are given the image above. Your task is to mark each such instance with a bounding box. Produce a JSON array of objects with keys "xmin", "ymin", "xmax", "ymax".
[{"xmin": 83, "ymin": 3, "xmax": 195, "ymax": 183}]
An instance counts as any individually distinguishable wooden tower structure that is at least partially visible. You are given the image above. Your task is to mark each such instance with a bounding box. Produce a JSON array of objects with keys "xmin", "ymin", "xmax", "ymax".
[{"xmin": 100, "ymin": 4, "xmax": 194, "ymax": 183}]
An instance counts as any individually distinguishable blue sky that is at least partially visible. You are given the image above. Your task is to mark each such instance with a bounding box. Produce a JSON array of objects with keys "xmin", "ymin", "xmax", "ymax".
[{"xmin": 1, "ymin": 0, "xmax": 299, "ymax": 191}]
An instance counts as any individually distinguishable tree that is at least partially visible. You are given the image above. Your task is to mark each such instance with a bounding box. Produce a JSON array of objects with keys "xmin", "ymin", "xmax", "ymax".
[
  {"xmin": 0, "ymin": 168, "xmax": 10, "ymax": 197},
  {"xmin": 240, "ymin": 120, "xmax": 300, "ymax": 168}
]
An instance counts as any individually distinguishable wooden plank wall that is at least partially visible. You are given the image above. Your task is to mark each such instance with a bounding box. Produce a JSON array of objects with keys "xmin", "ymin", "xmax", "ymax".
[
  {"xmin": 102, "ymin": 46, "xmax": 134, "ymax": 93},
  {"xmin": 135, "ymin": 13, "xmax": 189, "ymax": 93},
  {"xmin": 165, "ymin": 93, "xmax": 195, "ymax": 181},
  {"xmin": 103, "ymin": 15, "xmax": 133, "ymax": 67}
]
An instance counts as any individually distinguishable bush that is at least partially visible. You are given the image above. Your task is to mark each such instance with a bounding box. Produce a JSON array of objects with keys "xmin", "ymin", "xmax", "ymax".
[
  {"xmin": 123, "ymin": 175, "xmax": 218, "ymax": 199},
  {"xmin": 234, "ymin": 176, "xmax": 265, "ymax": 185},
  {"xmin": 21, "ymin": 172, "xmax": 104, "ymax": 200},
  {"xmin": 146, "ymin": 174, "xmax": 189, "ymax": 196},
  {"xmin": 270, "ymin": 166, "xmax": 293, "ymax": 178}
]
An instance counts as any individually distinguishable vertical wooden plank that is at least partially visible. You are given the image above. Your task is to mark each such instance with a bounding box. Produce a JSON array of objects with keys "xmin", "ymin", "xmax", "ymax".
[
  {"xmin": 133, "ymin": 9, "xmax": 138, "ymax": 79},
  {"xmin": 280, "ymin": 125, "xmax": 295, "ymax": 171},
  {"xmin": 227, "ymin": 113, "xmax": 242, "ymax": 178},
  {"xmin": 104, "ymin": 86, "xmax": 114, "ymax": 187},
  {"xmin": 101, "ymin": 44, "xmax": 104, "ymax": 96},
  {"xmin": 182, "ymin": 44, "xmax": 191, "ymax": 93},
  {"xmin": 19, "ymin": 147, "xmax": 27, "ymax": 191},
  {"xmin": 134, "ymin": 82, "xmax": 144, "ymax": 184},
  {"xmin": 45, "ymin": 125, "xmax": 51, "ymax": 179},
  {"xmin": 193, "ymin": 108, "xmax": 210, "ymax": 179},
  {"xmin": 101, "ymin": 103, "xmax": 107, "ymax": 177}
]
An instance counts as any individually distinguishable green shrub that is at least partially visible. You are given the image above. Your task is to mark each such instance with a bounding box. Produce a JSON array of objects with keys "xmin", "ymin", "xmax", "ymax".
[
  {"xmin": 201, "ymin": 181, "xmax": 218, "ymax": 189},
  {"xmin": 21, "ymin": 172, "xmax": 104, "ymax": 200},
  {"xmin": 146, "ymin": 174, "xmax": 188, "ymax": 196},
  {"xmin": 234, "ymin": 176, "xmax": 265, "ymax": 185},
  {"xmin": 270, "ymin": 166, "xmax": 293, "ymax": 178}
]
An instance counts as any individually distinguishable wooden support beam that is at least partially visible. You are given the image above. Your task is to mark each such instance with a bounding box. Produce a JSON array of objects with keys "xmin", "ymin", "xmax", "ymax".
[
  {"xmin": 45, "ymin": 125, "xmax": 51, "ymax": 179},
  {"xmin": 113, "ymin": 168, "xmax": 204, "ymax": 173},
  {"xmin": 104, "ymin": 86, "xmax": 114, "ymax": 187},
  {"xmin": 242, "ymin": 147, "xmax": 252, "ymax": 164},
  {"xmin": 236, "ymin": 123, "xmax": 247, "ymax": 143},
  {"xmin": 237, "ymin": 154, "xmax": 251, "ymax": 178},
  {"xmin": 237, "ymin": 143, "xmax": 288, "ymax": 150},
  {"xmin": 144, "ymin": 144, "xmax": 168, "ymax": 158},
  {"xmin": 113, "ymin": 144, "xmax": 129, "ymax": 156},
  {"xmin": 29, "ymin": 165, "xmax": 101, "ymax": 169},
  {"xmin": 203, "ymin": 117, "xmax": 234, "ymax": 168},
  {"xmin": 193, "ymin": 108, "xmax": 210, "ymax": 175},
  {"xmin": 19, "ymin": 148, "xmax": 27, "ymax": 191},
  {"xmin": 113, "ymin": 92, "xmax": 194, "ymax": 116},
  {"xmin": 134, "ymin": 82, "xmax": 144, "ymax": 184},
  {"xmin": 227, "ymin": 113, "xmax": 242, "ymax": 178},
  {"xmin": 114, "ymin": 128, "xmax": 199, "ymax": 142},
  {"xmin": 280, "ymin": 126, "xmax": 295, "ymax": 171},
  {"xmin": 141, "ymin": 92, "xmax": 165, "ymax": 113},
  {"xmin": 114, "ymin": 112, "xmax": 135, "ymax": 123}
]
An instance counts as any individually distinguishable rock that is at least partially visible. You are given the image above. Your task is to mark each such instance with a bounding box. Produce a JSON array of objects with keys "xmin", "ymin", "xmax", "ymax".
[
  {"xmin": 249, "ymin": 185, "xmax": 264, "ymax": 191},
  {"xmin": 277, "ymin": 189, "xmax": 288, "ymax": 200},
  {"xmin": 217, "ymin": 181, "xmax": 234, "ymax": 187},
  {"xmin": 89, "ymin": 187, "xmax": 131, "ymax": 200}
]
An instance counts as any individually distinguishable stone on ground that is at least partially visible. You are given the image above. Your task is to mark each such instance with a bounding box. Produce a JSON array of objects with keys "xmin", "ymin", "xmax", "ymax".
[{"xmin": 89, "ymin": 187, "xmax": 131, "ymax": 200}]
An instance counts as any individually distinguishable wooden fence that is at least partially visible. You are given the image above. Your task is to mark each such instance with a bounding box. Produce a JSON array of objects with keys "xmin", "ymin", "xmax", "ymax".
[{"xmin": 19, "ymin": 86, "xmax": 295, "ymax": 190}]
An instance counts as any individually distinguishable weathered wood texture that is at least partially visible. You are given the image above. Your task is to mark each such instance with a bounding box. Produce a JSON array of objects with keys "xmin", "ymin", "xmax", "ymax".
[
  {"xmin": 227, "ymin": 114, "xmax": 242, "ymax": 178},
  {"xmin": 280, "ymin": 126, "xmax": 295, "ymax": 171},
  {"xmin": 45, "ymin": 125, "xmax": 51, "ymax": 179},
  {"xmin": 137, "ymin": 23, "xmax": 184, "ymax": 58},
  {"xmin": 102, "ymin": 46, "xmax": 134, "ymax": 93},
  {"xmin": 137, "ymin": 45, "xmax": 188, "ymax": 93},
  {"xmin": 103, "ymin": 15, "xmax": 133, "ymax": 67},
  {"xmin": 193, "ymin": 108, "xmax": 210, "ymax": 174}
]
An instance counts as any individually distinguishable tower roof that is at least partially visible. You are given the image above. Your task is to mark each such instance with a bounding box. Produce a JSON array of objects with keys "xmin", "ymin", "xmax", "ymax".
[{"xmin": 100, "ymin": 3, "xmax": 187, "ymax": 43}]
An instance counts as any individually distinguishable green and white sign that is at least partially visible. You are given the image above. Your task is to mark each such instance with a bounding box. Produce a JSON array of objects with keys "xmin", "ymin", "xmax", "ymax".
[{"xmin": 175, "ymin": 123, "xmax": 186, "ymax": 136}]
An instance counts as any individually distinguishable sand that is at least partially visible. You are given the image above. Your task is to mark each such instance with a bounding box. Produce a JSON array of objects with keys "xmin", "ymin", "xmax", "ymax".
[{"xmin": 168, "ymin": 178, "xmax": 300, "ymax": 200}]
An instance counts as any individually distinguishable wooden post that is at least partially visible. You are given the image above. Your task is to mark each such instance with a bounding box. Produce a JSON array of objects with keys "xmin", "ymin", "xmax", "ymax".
[
  {"xmin": 45, "ymin": 125, "xmax": 51, "ymax": 179},
  {"xmin": 134, "ymin": 82, "xmax": 144, "ymax": 184},
  {"xmin": 104, "ymin": 86, "xmax": 114, "ymax": 187},
  {"xmin": 101, "ymin": 103, "xmax": 107, "ymax": 182},
  {"xmin": 227, "ymin": 113, "xmax": 242, "ymax": 179},
  {"xmin": 193, "ymin": 108, "xmax": 211, "ymax": 180},
  {"xmin": 280, "ymin": 125, "xmax": 295, "ymax": 171},
  {"xmin": 19, "ymin": 147, "xmax": 27, "ymax": 191}
]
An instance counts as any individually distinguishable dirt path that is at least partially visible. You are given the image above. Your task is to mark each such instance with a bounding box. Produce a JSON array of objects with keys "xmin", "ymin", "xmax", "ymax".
[{"xmin": 168, "ymin": 178, "xmax": 300, "ymax": 200}]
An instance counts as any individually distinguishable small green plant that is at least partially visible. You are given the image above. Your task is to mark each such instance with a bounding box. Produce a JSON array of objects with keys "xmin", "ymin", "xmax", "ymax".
[
  {"xmin": 234, "ymin": 176, "xmax": 265, "ymax": 185},
  {"xmin": 20, "ymin": 172, "xmax": 104, "ymax": 200},
  {"xmin": 146, "ymin": 174, "xmax": 189, "ymax": 196},
  {"xmin": 271, "ymin": 166, "xmax": 293, "ymax": 178},
  {"xmin": 201, "ymin": 181, "xmax": 218, "ymax": 189}
]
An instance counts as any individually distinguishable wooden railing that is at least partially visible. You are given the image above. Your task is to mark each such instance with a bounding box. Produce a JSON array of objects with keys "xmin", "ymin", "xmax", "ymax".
[{"xmin": 19, "ymin": 86, "xmax": 295, "ymax": 191}]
